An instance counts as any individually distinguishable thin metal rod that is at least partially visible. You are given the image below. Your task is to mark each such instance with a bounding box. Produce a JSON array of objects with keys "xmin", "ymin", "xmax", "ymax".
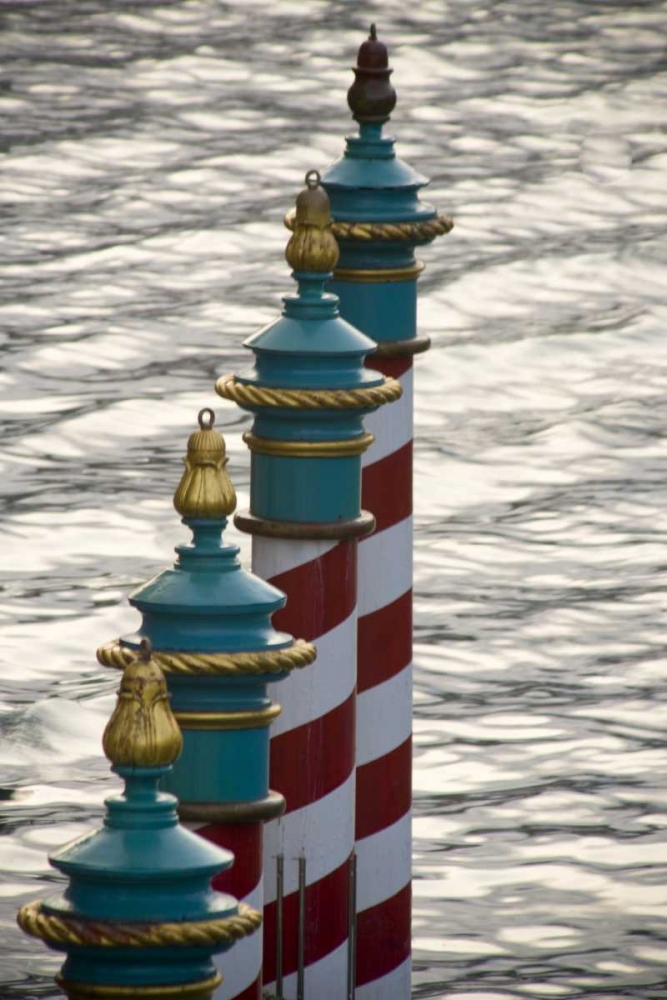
[
  {"xmin": 347, "ymin": 851, "xmax": 357, "ymax": 1000},
  {"xmin": 297, "ymin": 856, "xmax": 307, "ymax": 1000},
  {"xmin": 276, "ymin": 854, "xmax": 284, "ymax": 999}
]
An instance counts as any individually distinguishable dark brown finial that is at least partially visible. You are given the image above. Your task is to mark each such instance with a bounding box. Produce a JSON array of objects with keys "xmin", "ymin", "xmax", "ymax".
[{"xmin": 347, "ymin": 24, "xmax": 396, "ymax": 124}]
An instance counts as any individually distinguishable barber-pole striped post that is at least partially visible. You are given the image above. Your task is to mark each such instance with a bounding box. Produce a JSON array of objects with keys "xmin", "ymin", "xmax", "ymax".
[
  {"xmin": 318, "ymin": 27, "xmax": 453, "ymax": 999},
  {"xmin": 216, "ymin": 172, "xmax": 401, "ymax": 999},
  {"xmin": 97, "ymin": 410, "xmax": 316, "ymax": 1000}
]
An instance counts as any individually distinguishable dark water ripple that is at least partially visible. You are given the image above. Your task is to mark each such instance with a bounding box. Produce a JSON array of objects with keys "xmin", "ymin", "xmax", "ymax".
[{"xmin": 1, "ymin": 1, "xmax": 667, "ymax": 997}]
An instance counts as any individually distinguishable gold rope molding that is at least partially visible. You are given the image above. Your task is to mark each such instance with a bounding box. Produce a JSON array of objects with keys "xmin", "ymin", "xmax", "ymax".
[
  {"xmin": 17, "ymin": 901, "xmax": 262, "ymax": 950},
  {"xmin": 284, "ymin": 211, "xmax": 453, "ymax": 243},
  {"xmin": 96, "ymin": 640, "xmax": 317, "ymax": 677},
  {"xmin": 216, "ymin": 374, "xmax": 402, "ymax": 410}
]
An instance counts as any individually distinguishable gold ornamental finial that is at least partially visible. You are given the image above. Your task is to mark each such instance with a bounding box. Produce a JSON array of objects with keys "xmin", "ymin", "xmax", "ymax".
[
  {"xmin": 173, "ymin": 408, "xmax": 237, "ymax": 520},
  {"xmin": 102, "ymin": 639, "xmax": 183, "ymax": 769},
  {"xmin": 285, "ymin": 170, "xmax": 340, "ymax": 273}
]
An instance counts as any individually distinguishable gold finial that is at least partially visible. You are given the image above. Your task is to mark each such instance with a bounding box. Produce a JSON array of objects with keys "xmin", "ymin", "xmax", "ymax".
[
  {"xmin": 285, "ymin": 170, "xmax": 340, "ymax": 273},
  {"xmin": 102, "ymin": 639, "xmax": 183, "ymax": 769},
  {"xmin": 173, "ymin": 408, "xmax": 237, "ymax": 520}
]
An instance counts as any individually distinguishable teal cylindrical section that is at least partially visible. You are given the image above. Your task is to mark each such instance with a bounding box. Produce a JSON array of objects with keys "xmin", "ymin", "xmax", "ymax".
[
  {"xmin": 118, "ymin": 517, "xmax": 296, "ymax": 811},
  {"xmin": 328, "ymin": 278, "xmax": 418, "ymax": 345},
  {"xmin": 162, "ymin": 728, "xmax": 270, "ymax": 804},
  {"xmin": 59, "ymin": 953, "xmax": 220, "ymax": 990},
  {"xmin": 250, "ymin": 453, "xmax": 361, "ymax": 522}
]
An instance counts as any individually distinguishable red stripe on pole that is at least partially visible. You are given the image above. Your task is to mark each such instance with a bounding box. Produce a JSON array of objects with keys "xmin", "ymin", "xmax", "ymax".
[
  {"xmin": 357, "ymin": 589, "xmax": 412, "ymax": 694},
  {"xmin": 355, "ymin": 882, "xmax": 411, "ymax": 987},
  {"xmin": 270, "ymin": 691, "xmax": 355, "ymax": 814},
  {"xmin": 362, "ymin": 442, "xmax": 413, "ymax": 535},
  {"xmin": 366, "ymin": 356, "xmax": 413, "ymax": 379},
  {"xmin": 270, "ymin": 540, "xmax": 357, "ymax": 641},
  {"xmin": 356, "ymin": 736, "xmax": 412, "ymax": 841},
  {"xmin": 199, "ymin": 822, "xmax": 262, "ymax": 902},
  {"xmin": 230, "ymin": 978, "xmax": 262, "ymax": 1000},
  {"xmin": 264, "ymin": 855, "xmax": 351, "ymax": 983}
]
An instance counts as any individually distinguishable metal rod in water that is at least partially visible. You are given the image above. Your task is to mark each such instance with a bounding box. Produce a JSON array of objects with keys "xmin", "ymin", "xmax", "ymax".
[
  {"xmin": 276, "ymin": 854, "xmax": 284, "ymax": 999},
  {"xmin": 297, "ymin": 856, "xmax": 306, "ymax": 1000},
  {"xmin": 347, "ymin": 851, "xmax": 357, "ymax": 1000}
]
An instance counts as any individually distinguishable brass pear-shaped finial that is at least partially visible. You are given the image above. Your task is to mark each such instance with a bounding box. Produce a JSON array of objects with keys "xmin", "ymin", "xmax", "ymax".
[
  {"xmin": 285, "ymin": 171, "xmax": 340, "ymax": 274},
  {"xmin": 347, "ymin": 24, "xmax": 396, "ymax": 124},
  {"xmin": 102, "ymin": 639, "xmax": 183, "ymax": 769},
  {"xmin": 173, "ymin": 408, "xmax": 237, "ymax": 520}
]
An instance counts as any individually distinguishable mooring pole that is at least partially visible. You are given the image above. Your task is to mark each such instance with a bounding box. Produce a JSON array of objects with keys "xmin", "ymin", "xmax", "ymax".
[
  {"xmin": 318, "ymin": 26, "xmax": 454, "ymax": 999},
  {"xmin": 216, "ymin": 172, "xmax": 401, "ymax": 997},
  {"xmin": 18, "ymin": 643, "xmax": 261, "ymax": 1000},
  {"xmin": 97, "ymin": 411, "xmax": 315, "ymax": 1000}
]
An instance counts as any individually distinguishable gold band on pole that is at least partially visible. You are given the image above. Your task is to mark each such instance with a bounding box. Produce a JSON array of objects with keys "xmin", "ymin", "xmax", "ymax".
[
  {"xmin": 56, "ymin": 973, "xmax": 222, "ymax": 999},
  {"xmin": 333, "ymin": 261, "xmax": 425, "ymax": 283},
  {"xmin": 173, "ymin": 704, "xmax": 281, "ymax": 731},
  {"xmin": 242, "ymin": 432, "xmax": 374, "ymax": 458}
]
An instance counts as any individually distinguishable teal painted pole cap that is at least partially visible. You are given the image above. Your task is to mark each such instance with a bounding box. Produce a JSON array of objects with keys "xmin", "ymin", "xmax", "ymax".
[{"xmin": 17, "ymin": 641, "xmax": 261, "ymax": 994}]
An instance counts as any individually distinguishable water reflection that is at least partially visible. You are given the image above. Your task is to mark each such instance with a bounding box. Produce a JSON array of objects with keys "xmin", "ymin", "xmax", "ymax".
[{"xmin": 1, "ymin": 1, "xmax": 667, "ymax": 997}]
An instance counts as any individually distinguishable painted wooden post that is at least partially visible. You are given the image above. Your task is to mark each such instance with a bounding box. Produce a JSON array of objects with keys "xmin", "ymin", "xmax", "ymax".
[
  {"xmin": 318, "ymin": 26, "xmax": 454, "ymax": 999},
  {"xmin": 216, "ymin": 172, "xmax": 401, "ymax": 999},
  {"xmin": 18, "ymin": 642, "xmax": 261, "ymax": 1000},
  {"xmin": 97, "ymin": 411, "xmax": 315, "ymax": 1000}
]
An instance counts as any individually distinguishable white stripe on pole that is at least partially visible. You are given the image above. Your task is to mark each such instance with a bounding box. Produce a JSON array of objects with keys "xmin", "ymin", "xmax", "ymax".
[
  {"xmin": 358, "ymin": 516, "xmax": 413, "ymax": 617},
  {"xmin": 356, "ymin": 663, "xmax": 413, "ymax": 767},
  {"xmin": 252, "ymin": 535, "xmax": 337, "ymax": 579},
  {"xmin": 279, "ymin": 938, "xmax": 349, "ymax": 1000},
  {"xmin": 362, "ymin": 369, "xmax": 414, "ymax": 466},
  {"xmin": 355, "ymin": 811, "xmax": 412, "ymax": 913},
  {"xmin": 264, "ymin": 771, "xmax": 356, "ymax": 903},
  {"xmin": 269, "ymin": 611, "xmax": 357, "ymax": 737}
]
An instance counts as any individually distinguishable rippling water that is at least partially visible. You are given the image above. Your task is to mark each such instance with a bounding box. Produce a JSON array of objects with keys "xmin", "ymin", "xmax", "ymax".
[{"xmin": 1, "ymin": 1, "xmax": 667, "ymax": 996}]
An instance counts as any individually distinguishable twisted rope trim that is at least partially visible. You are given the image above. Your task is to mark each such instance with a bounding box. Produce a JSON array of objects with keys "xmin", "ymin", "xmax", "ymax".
[
  {"xmin": 97, "ymin": 639, "xmax": 316, "ymax": 677},
  {"xmin": 216, "ymin": 374, "xmax": 402, "ymax": 410},
  {"xmin": 18, "ymin": 901, "xmax": 262, "ymax": 949},
  {"xmin": 284, "ymin": 211, "xmax": 453, "ymax": 242}
]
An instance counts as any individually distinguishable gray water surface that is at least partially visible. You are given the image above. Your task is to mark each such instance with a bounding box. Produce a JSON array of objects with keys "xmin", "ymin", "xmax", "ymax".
[{"xmin": 1, "ymin": 1, "xmax": 667, "ymax": 997}]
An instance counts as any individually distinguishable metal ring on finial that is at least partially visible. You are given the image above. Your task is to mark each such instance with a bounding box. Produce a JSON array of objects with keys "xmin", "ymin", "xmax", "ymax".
[
  {"xmin": 198, "ymin": 408, "xmax": 215, "ymax": 430},
  {"xmin": 305, "ymin": 170, "xmax": 321, "ymax": 189}
]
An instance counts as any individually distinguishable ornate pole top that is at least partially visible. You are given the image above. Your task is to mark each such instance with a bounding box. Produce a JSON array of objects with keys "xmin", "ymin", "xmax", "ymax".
[
  {"xmin": 347, "ymin": 23, "xmax": 396, "ymax": 125},
  {"xmin": 174, "ymin": 408, "xmax": 236, "ymax": 521},
  {"xmin": 285, "ymin": 170, "xmax": 340, "ymax": 274},
  {"xmin": 102, "ymin": 639, "xmax": 183, "ymax": 769},
  {"xmin": 17, "ymin": 635, "xmax": 262, "ymax": 999}
]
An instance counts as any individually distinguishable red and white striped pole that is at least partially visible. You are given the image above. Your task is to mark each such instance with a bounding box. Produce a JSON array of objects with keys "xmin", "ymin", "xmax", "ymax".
[
  {"xmin": 188, "ymin": 820, "xmax": 265, "ymax": 1000},
  {"xmin": 255, "ymin": 537, "xmax": 358, "ymax": 997},
  {"xmin": 355, "ymin": 357, "xmax": 415, "ymax": 997},
  {"xmin": 216, "ymin": 172, "xmax": 401, "ymax": 997},
  {"xmin": 322, "ymin": 27, "xmax": 453, "ymax": 997}
]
